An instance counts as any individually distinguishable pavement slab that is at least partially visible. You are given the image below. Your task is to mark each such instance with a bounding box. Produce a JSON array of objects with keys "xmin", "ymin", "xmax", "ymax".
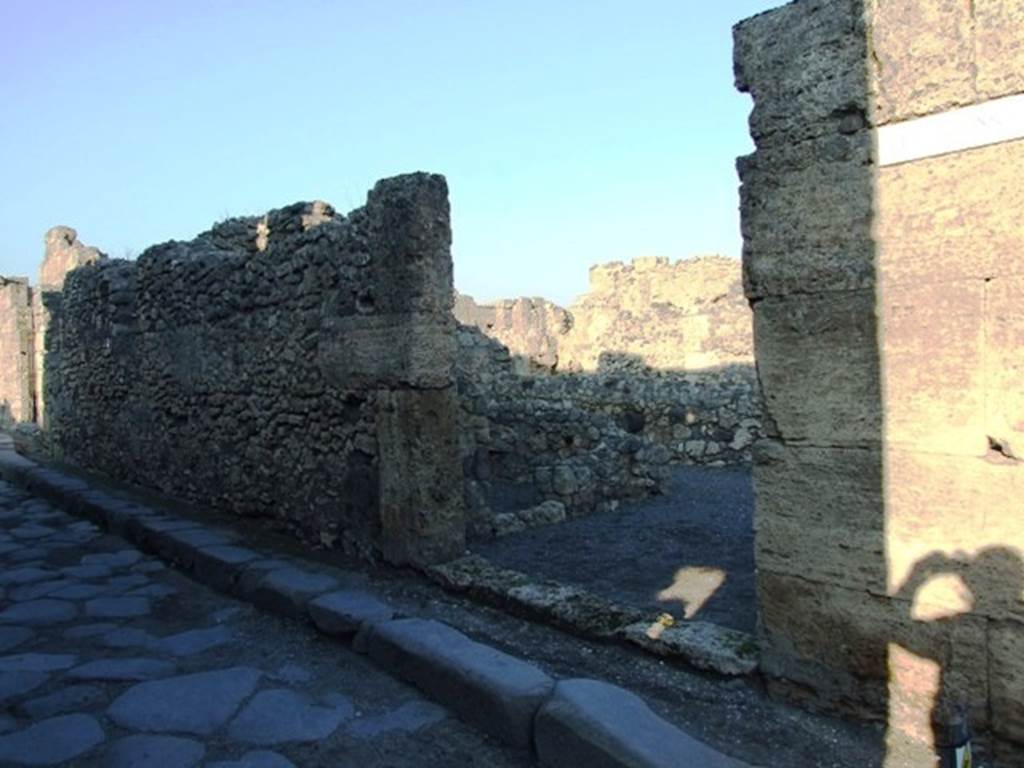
[
  {"xmin": 17, "ymin": 684, "xmax": 108, "ymax": 718},
  {"xmin": 104, "ymin": 734, "xmax": 205, "ymax": 768},
  {"xmin": 227, "ymin": 688, "xmax": 354, "ymax": 745},
  {"xmin": 68, "ymin": 657, "xmax": 177, "ymax": 681},
  {"xmin": 0, "ymin": 599, "xmax": 77, "ymax": 625},
  {"xmin": 108, "ymin": 666, "xmax": 263, "ymax": 735},
  {"xmin": 0, "ymin": 713, "xmax": 105, "ymax": 766}
]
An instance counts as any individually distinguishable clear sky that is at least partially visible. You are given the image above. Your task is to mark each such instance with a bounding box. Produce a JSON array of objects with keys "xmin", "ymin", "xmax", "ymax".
[{"xmin": 0, "ymin": 0, "xmax": 780, "ymax": 306}]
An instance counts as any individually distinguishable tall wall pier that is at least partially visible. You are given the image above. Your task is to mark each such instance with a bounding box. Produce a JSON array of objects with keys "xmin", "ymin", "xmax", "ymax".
[
  {"xmin": 736, "ymin": 0, "xmax": 1023, "ymax": 760},
  {"xmin": 44, "ymin": 173, "xmax": 464, "ymax": 566}
]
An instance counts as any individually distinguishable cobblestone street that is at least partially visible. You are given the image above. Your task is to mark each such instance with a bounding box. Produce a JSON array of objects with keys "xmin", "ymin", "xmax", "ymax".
[{"xmin": 0, "ymin": 480, "xmax": 531, "ymax": 767}]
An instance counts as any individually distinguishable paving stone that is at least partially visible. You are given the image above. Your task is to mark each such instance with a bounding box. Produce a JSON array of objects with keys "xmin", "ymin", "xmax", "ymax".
[
  {"xmin": 133, "ymin": 560, "xmax": 167, "ymax": 574},
  {"xmin": 17, "ymin": 684, "xmax": 108, "ymax": 718},
  {"xmin": 243, "ymin": 568, "xmax": 339, "ymax": 618},
  {"xmin": 0, "ymin": 714, "xmax": 14, "ymax": 734},
  {"xmin": 7, "ymin": 548, "xmax": 47, "ymax": 563},
  {"xmin": 49, "ymin": 583, "xmax": 107, "ymax": 600},
  {"xmin": 100, "ymin": 627, "xmax": 157, "ymax": 649},
  {"xmin": 64, "ymin": 622, "xmax": 119, "ymax": 639},
  {"xmin": 0, "ymin": 627, "xmax": 34, "ymax": 653},
  {"xmin": 534, "ymin": 678, "xmax": 745, "ymax": 768},
  {"xmin": 67, "ymin": 657, "xmax": 177, "ymax": 681},
  {"xmin": 0, "ymin": 567, "xmax": 55, "ymax": 586},
  {"xmin": 127, "ymin": 583, "xmax": 178, "ymax": 599},
  {"xmin": 150, "ymin": 626, "xmax": 232, "ymax": 657},
  {"xmin": 10, "ymin": 524, "xmax": 57, "ymax": 540},
  {"xmin": 0, "ymin": 599, "xmax": 77, "ymax": 625},
  {"xmin": 227, "ymin": 688, "xmax": 353, "ymax": 745},
  {"xmin": 108, "ymin": 666, "xmax": 262, "ymax": 735},
  {"xmin": 9, "ymin": 579, "xmax": 79, "ymax": 602},
  {"xmin": 0, "ymin": 653, "xmax": 77, "ymax": 672},
  {"xmin": 207, "ymin": 750, "xmax": 296, "ymax": 768},
  {"xmin": 368, "ymin": 618, "xmax": 554, "ymax": 749},
  {"xmin": 105, "ymin": 734, "xmax": 204, "ymax": 768},
  {"xmin": 346, "ymin": 700, "xmax": 447, "ymax": 739},
  {"xmin": 61, "ymin": 564, "xmax": 113, "ymax": 580},
  {"xmin": 0, "ymin": 713, "xmax": 105, "ymax": 765},
  {"xmin": 107, "ymin": 574, "xmax": 151, "ymax": 592},
  {"xmin": 85, "ymin": 597, "xmax": 151, "ymax": 619},
  {"xmin": 270, "ymin": 663, "xmax": 311, "ymax": 685},
  {"xmin": 0, "ymin": 671, "xmax": 49, "ymax": 703},
  {"xmin": 81, "ymin": 550, "xmax": 142, "ymax": 569},
  {"xmin": 308, "ymin": 590, "xmax": 394, "ymax": 637}
]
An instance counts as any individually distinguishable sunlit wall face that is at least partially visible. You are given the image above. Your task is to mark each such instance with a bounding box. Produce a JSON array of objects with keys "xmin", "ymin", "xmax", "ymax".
[{"xmin": 736, "ymin": 0, "xmax": 1024, "ymax": 761}]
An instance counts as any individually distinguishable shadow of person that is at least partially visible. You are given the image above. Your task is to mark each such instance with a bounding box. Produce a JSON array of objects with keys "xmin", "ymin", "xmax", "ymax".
[{"xmin": 892, "ymin": 546, "xmax": 1024, "ymax": 764}]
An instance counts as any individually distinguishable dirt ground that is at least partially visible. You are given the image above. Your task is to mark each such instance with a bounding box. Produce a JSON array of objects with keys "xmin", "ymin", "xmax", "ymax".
[{"xmin": 475, "ymin": 465, "xmax": 757, "ymax": 633}]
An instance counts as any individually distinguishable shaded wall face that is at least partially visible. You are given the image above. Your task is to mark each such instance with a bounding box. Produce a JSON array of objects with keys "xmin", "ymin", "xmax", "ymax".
[
  {"xmin": 47, "ymin": 173, "xmax": 464, "ymax": 566},
  {"xmin": 737, "ymin": 0, "xmax": 1023, "ymax": 759}
]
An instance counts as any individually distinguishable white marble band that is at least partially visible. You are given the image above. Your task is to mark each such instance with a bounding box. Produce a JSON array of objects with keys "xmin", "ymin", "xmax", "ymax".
[{"xmin": 877, "ymin": 93, "xmax": 1024, "ymax": 167}]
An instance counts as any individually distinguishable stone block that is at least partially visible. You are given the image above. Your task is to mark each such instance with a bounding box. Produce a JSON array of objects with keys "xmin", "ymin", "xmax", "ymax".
[
  {"xmin": 985, "ymin": 273, "xmax": 1024, "ymax": 461},
  {"xmin": 751, "ymin": 291, "xmax": 882, "ymax": 445},
  {"xmin": 869, "ymin": 0, "xmax": 976, "ymax": 124},
  {"xmin": 989, "ymin": 621, "xmax": 1024, "ymax": 745},
  {"xmin": 878, "ymin": 278, "xmax": 987, "ymax": 456},
  {"xmin": 534, "ymin": 678, "xmax": 745, "ymax": 768},
  {"xmin": 191, "ymin": 545, "xmax": 260, "ymax": 594},
  {"xmin": 973, "ymin": 0, "xmax": 1024, "ymax": 100},
  {"xmin": 242, "ymin": 567, "xmax": 339, "ymax": 620},
  {"xmin": 308, "ymin": 590, "xmax": 394, "ymax": 637},
  {"xmin": 733, "ymin": 0, "xmax": 869, "ymax": 144},
  {"xmin": 875, "ymin": 139, "xmax": 1024, "ymax": 288},
  {"xmin": 366, "ymin": 618, "xmax": 553, "ymax": 748}
]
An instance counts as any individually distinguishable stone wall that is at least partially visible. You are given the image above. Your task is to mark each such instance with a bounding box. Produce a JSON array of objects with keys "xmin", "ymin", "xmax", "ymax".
[
  {"xmin": 45, "ymin": 173, "xmax": 464, "ymax": 566},
  {"xmin": 0, "ymin": 278, "xmax": 34, "ymax": 425},
  {"xmin": 736, "ymin": 0, "xmax": 1023, "ymax": 760}
]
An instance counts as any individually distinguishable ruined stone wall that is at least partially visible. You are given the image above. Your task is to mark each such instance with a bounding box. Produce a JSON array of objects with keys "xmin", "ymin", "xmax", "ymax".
[
  {"xmin": 736, "ymin": 0, "xmax": 1023, "ymax": 759},
  {"xmin": 455, "ymin": 254, "xmax": 754, "ymax": 374},
  {"xmin": 47, "ymin": 174, "xmax": 464, "ymax": 566},
  {"xmin": 0, "ymin": 278, "xmax": 34, "ymax": 425}
]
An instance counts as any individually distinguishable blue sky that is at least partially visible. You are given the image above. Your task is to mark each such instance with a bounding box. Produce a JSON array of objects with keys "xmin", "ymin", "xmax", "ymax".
[{"xmin": 0, "ymin": 1, "xmax": 780, "ymax": 305}]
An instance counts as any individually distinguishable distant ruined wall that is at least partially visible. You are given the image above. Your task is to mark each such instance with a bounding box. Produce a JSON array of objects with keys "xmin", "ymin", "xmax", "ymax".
[
  {"xmin": 47, "ymin": 174, "xmax": 464, "ymax": 566},
  {"xmin": 737, "ymin": 0, "xmax": 1023, "ymax": 760},
  {"xmin": 0, "ymin": 278, "xmax": 34, "ymax": 425},
  {"xmin": 0, "ymin": 227, "xmax": 104, "ymax": 428},
  {"xmin": 455, "ymin": 254, "xmax": 754, "ymax": 374}
]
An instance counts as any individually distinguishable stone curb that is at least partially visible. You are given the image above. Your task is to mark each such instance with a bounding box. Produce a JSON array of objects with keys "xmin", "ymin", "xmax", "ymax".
[
  {"xmin": 427, "ymin": 555, "xmax": 759, "ymax": 677},
  {"xmin": 0, "ymin": 442, "xmax": 751, "ymax": 768}
]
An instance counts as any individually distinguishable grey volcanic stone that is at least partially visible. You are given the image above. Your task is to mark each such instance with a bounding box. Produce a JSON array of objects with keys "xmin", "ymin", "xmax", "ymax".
[
  {"xmin": 0, "ymin": 627, "xmax": 34, "ymax": 653},
  {"xmin": 244, "ymin": 568, "xmax": 338, "ymax": 618},
  {"xmin": 85, "ymin": 597, "xmax": 151, "ymax": 619},
  {"xmin": 0, "ymin": 714, "xmax": 14, "ymax": 734},
  {"xmin": 68, "ymin": 658, "xmax": 176, "ymax": 681},
  {"xmin": 0, "ymin": 671, "xmax": 49, "ymax": 702},
  {"xmin": 9, "ymin": 579, "xmax": 77, "ymax": 601},
  {"xmin": 534, "ymin": 678, "xmax": 746, "ymax": 768},
  {"xmin": 208, "ymin": 751, "xmax": 296, "ymax": 768},
  {"xmin": 64, "ymin": 622, "xmax": 118, "ymax": 639},
  {"xmin": 81, "ymin": 550, "xmax": 141, "ymax": 569},
  {"xmin": 346, "ymin": 700, "xmax": 446, "ymax": 739},
  {"xmin": 107, "ymin": 574, "xmax": 150, "ymax": 592},
  {"xmin": 18, "ymin": 684, "xmax": 107, "ymax": 718},
  {"xmin": 127, "ymin": 584, "xmax": 178, "ymax": 599},
  {"xmin": 0, "ymin": 567, "xmax": 54, "ymax": 586},
  {"xmin": 308, "ymin": 590, "xmax": 394, "ymax": 637},
  {"xmin": 367, "ymin": 618, "xmax": 554, "ymax": 748},
  {"xmin": 227, "ymin": 689, "xmax": 353, "ymax": 745},
  {"xmin": 49, "ymin": 582, "xmax": 107, "ymax": 600},
  {"xmin": 61, "ymin": 564, "xmax": 112, "ymax": 579},
  {"xmin": 0, "ymin": 713, "xmax": 104, "ymax": 765},
  {"xmin": 105, "ymin": 734, "xmax": 204, "ymax": 768},
  {"xmin": 100, "ymin": 628, "xmax": 156, "ymax": 649},
  {"xmin": 108, "ymin": 666, "xmax": 262, "ymax": 735},
  {"xmin": 0, "ymin": 599, "xmax": 76, "ymax": 625},
  {"xmin": 150, "ymin": 626, "xmax": 232, "ymax": 657},
  {"xmin": 192, "ymin": 545, "xmax": 259, "ymax": 592},
  {"xmin": 0, "ymin": 653, "xmax": 76, "ymax": 672}
]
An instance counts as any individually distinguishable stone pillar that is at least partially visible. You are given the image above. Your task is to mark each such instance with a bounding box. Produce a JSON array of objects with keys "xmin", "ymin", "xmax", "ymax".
[
  {"xmin": 736, "ymin": 0, "xmax": 1023, "ymax": 760},
  {"xmin": 0, "ymin": 277, "xmax": 35, "ymax": 425}
]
